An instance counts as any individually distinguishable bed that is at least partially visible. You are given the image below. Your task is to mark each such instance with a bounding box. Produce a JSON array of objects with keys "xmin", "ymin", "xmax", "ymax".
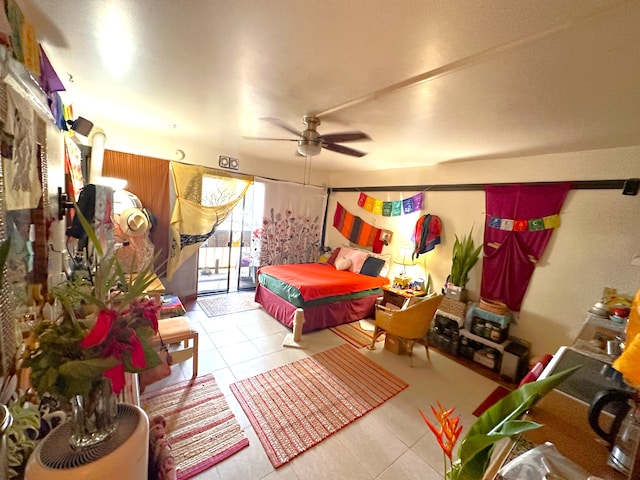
[{"xmin": 254, "ymin": 248, "xmax": 391, "ymax": 333}]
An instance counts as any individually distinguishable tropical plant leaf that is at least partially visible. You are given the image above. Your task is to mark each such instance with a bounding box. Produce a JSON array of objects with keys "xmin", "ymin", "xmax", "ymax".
[
  {"xmin": 452, "ymin": 366, "xmax": 580, "ymax": 480},
  {"xmin": 449, "ymin": 228, "xmax": 482, "ymax": 288}
]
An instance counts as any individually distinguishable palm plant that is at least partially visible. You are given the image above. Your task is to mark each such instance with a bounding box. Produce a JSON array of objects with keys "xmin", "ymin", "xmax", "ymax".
[{"xmin": 449, "ymin": 228, "xmax": 483, "ymax": 289}]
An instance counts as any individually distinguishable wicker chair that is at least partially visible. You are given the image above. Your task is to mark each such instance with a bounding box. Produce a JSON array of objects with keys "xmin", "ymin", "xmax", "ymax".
[{"xmin": 368, "ymin": 294, "xmax": 443, "ymax": 365}]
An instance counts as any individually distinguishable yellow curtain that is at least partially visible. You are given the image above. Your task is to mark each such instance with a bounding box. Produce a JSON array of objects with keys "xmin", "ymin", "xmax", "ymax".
[{"xmin": 167, "ymin": 162, "xmax": 253, "ymax": 279}]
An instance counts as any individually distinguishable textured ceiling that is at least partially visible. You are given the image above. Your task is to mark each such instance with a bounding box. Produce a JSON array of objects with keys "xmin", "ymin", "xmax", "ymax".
[{"xmin": 24, "ymin": 0, "xmax": 640, "ymax": 174}]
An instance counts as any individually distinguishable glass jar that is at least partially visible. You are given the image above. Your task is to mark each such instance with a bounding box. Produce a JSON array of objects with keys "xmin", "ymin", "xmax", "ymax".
[
  {"xmin": 490, "ymin": 326, "xmax": 502, "ymax": 342},
  {"xmin": 483, "ymin": 323, "xmax": 492, "ymax": 339},
  {"xmin": 472, "ymin": 320, "xmax": 484, "ymax": 336}
]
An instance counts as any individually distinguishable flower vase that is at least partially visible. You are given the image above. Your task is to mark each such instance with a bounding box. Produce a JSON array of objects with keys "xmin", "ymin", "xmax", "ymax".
[{"xmin": 69, "ymin": 378, "xmax": 118, "ymax": 449}]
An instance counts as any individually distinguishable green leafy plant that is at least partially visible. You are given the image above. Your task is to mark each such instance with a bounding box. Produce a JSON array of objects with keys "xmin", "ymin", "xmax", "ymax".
[
  {"xmin": 449, "ymin": 228, "xmax": 483, "ymax": 289},
  {"xmin": 21, "ymin": 205, "xmax": 162, "ymax": 407},
  {"xmin": 447, "ymin": 366, "xmax": 580, "ymax": 480}
]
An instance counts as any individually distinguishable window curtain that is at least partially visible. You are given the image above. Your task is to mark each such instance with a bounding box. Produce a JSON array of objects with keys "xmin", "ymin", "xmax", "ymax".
[
  {"xmin": 252, "ymin": 178, "xmax": 327, "ymax": 267},
  {"xmin": 480, "ymin": 183, "xmax": 571, "ymax": 311},
  {"xmin": 166, "ymin": 162, "xmax": 253, "ymax": 279}
]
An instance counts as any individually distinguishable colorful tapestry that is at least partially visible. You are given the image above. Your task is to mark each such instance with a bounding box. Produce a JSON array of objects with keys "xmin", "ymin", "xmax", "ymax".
[
  {"xmin": 2, "ymin": 86, "xmax": 41, "ymax": 210},
  {"xmin": 481, "ymin": 183, "xmax": 571, "ymax": 311},
  {"xmin": 167, "ymin": 162, "xmax": 253, "ymax": 280},
  {"xmin": 333, "ymin": 202, "xmax": 384, "ymax": 253},
  {"xmin": 358, "ymin": 192, "xmax": 423, "ymax": 216},
  {"xmin": 252, "ymin": 178, "xmax": 327, "ymax": 266}
]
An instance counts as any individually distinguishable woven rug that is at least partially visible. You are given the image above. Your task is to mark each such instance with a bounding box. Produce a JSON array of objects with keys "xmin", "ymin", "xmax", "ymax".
[
  {"xmin": 198, "ymin": 291, "xmax": 260, "ymax": 317},
  {"xmin": 230, "ymin": 343, "xmax": 408, "ymax": 468},
  {"xmin": 329, "ymin": 319, "xmax": 384, "ymax": 348},
  {"xmin": 141, "ymin": 374, "xmax": 249, "ymax": 479}
]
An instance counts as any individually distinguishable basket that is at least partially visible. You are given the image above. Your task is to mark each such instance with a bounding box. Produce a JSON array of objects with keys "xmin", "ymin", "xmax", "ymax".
[
  {"xmin": 479, "ymin": 298, "xmax": 508, "ymax": 315},
  {"xmin": 438, "ymin": 297, "xmax": 467, "ymax": 319}
]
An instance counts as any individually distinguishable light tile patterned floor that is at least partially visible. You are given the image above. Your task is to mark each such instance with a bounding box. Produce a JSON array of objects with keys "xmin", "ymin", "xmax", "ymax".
[{"xmin": 145, "ymin": 294, "xmax": 500, "ymax": 480}]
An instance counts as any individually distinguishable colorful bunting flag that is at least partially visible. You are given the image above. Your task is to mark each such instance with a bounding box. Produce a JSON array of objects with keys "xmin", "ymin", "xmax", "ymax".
[
  {"xmin": 356, "ymin": 192, "xmax": 424, "ymax": 216},
  {"xmin": 487, "ymin": 214, "xmax": 561, "ymax": 232}
]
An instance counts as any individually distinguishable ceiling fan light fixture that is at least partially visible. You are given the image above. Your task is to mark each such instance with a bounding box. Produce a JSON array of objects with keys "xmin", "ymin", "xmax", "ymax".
[{"xmin": 297, "ymin": 140, "xmax": 321, "ymax": 157}]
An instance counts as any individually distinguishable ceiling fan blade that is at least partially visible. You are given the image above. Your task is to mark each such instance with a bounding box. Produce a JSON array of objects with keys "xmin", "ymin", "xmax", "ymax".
[
  {"xmin": 320, "ymin": 131, "xmax": 371, "ymax": 143},
  {"xmin": 322, "ymin": 142, "xmax": 367, "ymax": 157},
  {"xmin": 260, "ymin": 117, "xmax": 302, "ymax": 137},
  {"xmin": 242, "ymin": 136, "xmax": 298, "ymax": 141}
]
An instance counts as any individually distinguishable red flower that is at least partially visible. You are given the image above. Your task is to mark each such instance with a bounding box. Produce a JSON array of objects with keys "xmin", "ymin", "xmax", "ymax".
[
  {"xmin": 128, "ymin": 332, "xmax": 147, "ymax": 369},
  {"xmin": 80, "ymin": 309, "xmax": 117, "ymax": 347},
  {"xmin": 104, "ymin": 363, "xmax": 126, "ymax": 395}
]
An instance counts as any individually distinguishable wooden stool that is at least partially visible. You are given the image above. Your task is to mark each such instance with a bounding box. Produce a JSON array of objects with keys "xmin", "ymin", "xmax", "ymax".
[{"xmin": 153, "ymin": 316, "xmax": 198, "ymax": 379}]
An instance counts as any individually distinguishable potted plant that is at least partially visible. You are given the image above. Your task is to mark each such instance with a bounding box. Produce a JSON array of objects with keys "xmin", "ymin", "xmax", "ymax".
[{"xmin": 447, "ymin": 228, "xmax": 482, "ymax": 301}]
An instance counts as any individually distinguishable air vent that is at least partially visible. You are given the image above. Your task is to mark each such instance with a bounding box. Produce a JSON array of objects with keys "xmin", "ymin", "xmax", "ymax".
[{"xmin": 37, "ymin": 404, "xmax": 139, "ymax": 469}]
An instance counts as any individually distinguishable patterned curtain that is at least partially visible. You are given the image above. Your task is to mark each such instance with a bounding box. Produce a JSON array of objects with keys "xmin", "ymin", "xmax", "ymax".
[
  {"xmin": 253, "ymin": 178, "xmax": 327, "ymax": 267},
  {"xmin": 166, "ymin": 162, "xmax": 253, "ymax": 279}
]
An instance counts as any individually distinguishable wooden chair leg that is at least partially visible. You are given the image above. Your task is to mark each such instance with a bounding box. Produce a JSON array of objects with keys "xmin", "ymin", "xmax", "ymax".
[
  {"xmin": 407, "ymin": 339, "xmax": 415, "ymax": 367},
  {"xmin": 368, "ymin": 327, "xmax": 384, "ymax": 350},
  {"xmin": 190, "ymin": 331, "xmax": 199, "ymax": 379}
]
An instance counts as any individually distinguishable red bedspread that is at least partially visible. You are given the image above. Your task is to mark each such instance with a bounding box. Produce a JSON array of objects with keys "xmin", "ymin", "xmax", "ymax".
[{"xmin": 258, "ymin": 263, "xmax": 388, "ymax": 301}]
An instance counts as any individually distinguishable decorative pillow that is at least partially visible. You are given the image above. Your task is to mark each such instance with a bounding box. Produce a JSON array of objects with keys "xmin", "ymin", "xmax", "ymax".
[
  {"xmin": 334, "ymin": 257, "xmax": 352, "ymax": 271},
  {"xmin": 359, "ymin": 256, "xmax": 386, "ymax": 277},
  {"xmin": 340, "ymin": 244, "xmax": 391, "ymax": 277},
  {"xmin": 338, "ymin": 247, "xmax": 369, "ymax": 273},
  {"xmin": 326, "ymin": 247, "xmax": 341, "ymax": 265}
]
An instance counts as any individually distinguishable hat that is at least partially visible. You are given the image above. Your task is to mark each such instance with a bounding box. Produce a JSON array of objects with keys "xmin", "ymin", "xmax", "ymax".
[{"xmin": 119, "ymin": 207, "xmax": 150, "ymax": 237}]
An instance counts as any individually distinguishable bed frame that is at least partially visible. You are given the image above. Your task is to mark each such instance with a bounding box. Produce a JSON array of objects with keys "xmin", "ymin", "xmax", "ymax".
[{"xmin": 254, "ymin": 283, "xmax": 382, "ymax": 333}]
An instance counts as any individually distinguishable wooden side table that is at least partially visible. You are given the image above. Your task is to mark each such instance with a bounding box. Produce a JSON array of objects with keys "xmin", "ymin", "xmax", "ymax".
[{"xmin": 381, "ymin": 285, "xmax": 426, "ymax": 309}]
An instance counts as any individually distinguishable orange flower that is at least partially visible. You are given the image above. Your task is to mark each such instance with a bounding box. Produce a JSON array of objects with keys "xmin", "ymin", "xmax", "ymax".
[{"xmin": 420, "ymin": 402, "xmax": 463, "ymax": 462}]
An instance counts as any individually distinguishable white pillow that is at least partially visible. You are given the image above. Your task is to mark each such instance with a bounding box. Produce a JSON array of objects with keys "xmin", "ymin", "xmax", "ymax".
[
  {"xmin": 340, "ymin": 244, "xmax": 392, "ymax": 276},
  {"xmin": 334, "ymin": 257, "xmax": 352, "ymax": 271},
  {"xmin": 338, "ymin": 247, "xmax": 369, "ymax": 273}
]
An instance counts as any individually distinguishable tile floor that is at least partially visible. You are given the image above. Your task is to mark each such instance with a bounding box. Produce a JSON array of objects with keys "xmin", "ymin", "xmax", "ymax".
[{"xmin": 145, "ymin": 293, "xmax": 501, "ymax": 480}]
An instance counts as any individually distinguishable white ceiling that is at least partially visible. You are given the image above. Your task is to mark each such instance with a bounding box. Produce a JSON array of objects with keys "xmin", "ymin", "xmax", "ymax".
[{"xmin": 24, "ymin": 0, "xmax": 640, "ymax": 174}]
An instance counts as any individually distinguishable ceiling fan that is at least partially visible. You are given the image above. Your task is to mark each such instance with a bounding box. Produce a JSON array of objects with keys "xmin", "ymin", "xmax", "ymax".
[{"xmin": 243, "ymin": 116, "xmax": 371, "ymax": 157}]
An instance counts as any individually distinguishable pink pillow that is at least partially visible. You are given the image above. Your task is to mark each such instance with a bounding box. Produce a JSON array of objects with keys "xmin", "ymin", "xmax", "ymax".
[
  {"xmin": 334, "ymin": 257, "xmax": 352, "ymax": 271},
  {"xmin": 338, "ymin": 247, "xmax": 369, "ymax": 273}
]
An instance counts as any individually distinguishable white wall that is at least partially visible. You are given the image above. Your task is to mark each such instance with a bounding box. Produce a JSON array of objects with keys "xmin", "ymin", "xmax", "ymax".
[{"xmin": 326, "ymin": 147, "xmax": 640, "ymax": 358}]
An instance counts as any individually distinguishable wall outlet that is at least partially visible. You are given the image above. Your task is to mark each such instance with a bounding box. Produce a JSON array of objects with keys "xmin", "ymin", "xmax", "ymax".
[{"xmin": 218, "ymin": 155, "xmax": 239, "ymax": 170}]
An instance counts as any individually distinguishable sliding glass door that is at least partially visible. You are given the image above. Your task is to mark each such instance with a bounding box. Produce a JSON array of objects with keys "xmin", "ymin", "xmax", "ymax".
[{"xmin": 197, "ymin": 183, "xmax": 261, "ymax": 295}]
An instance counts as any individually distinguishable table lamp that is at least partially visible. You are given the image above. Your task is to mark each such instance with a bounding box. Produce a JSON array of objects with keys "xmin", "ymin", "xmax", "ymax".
[{"xmin": 394, "ymin": 246, "xmax": 415, "ymax": 288}]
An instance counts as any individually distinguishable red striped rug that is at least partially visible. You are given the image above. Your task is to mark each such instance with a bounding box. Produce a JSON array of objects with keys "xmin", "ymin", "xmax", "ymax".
[
  {"xmin": 230, "ymin": 344, "xmax": 408, "ymax": 468},
  {"xmin": 141, "ymin": 374, "xmax": 249, "ymax": 479},
  {"xmin": 329, "ymin": 319, "xmax": 384, "ymax": 348}
]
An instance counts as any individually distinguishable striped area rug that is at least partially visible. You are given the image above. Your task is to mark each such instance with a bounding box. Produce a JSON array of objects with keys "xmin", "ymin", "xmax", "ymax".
[
  {"xmin": 141, "ymin": 374, "xmax": 249, "ymax": 479},
  {"xmin": 230, "ymin": 344, "xmax": 408, "ymax": 468},
  {"xmin": 329, "ymin": 319, "xmax": 383, "ymax": 348}
]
